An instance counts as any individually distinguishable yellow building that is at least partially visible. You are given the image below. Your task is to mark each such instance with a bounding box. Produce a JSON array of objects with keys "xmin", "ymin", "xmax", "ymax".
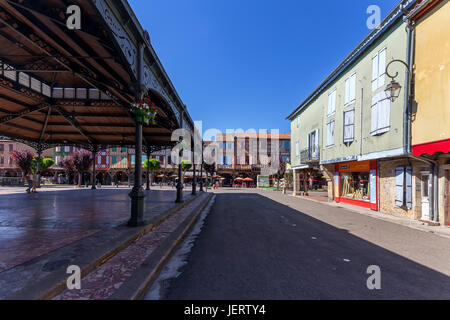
[{"xmin": 411, "ymin": 0, "xmax": 450, "ymax": 225}]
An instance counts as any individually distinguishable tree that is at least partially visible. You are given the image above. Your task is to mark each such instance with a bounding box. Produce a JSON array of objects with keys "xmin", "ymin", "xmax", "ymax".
[
  {"xmin": 11, "ymin": 150, "xmax": 34, "ymax": 177},
  {"xmin": 181, "ymin": 160, "xmax": 192, "ymax": 182},
  {"xmin": 72, "ymin": 150, "xmax": 93, "ymax": 187},
  {"xmin": 60, "ymin": 156, "xmax": 75, "ymax": 184},
  {"xmin": 284, "ymin": 163, "xmax": 293, "ymax": 190},
  {"xmin": 144, "ymin": 158, "xmax": 161, "ymax": 187},
  {"xmin": 31, "ymin": 157, "xmax": 55, "ymax": 174}
]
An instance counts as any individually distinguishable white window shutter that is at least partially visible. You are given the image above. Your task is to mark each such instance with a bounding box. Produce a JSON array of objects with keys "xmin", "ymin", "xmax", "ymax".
[
  {"xmin": 326, "ymin": 123, "xmax": 331, "ymax": 146},
  {"xmin": 296, "ymin": 141, "xmax": 299, "ymax": 157},
  {"xmin": 378, "ymin": 92, "xmax": 390, "ymax": 134},
  {"xmin": 331, "ymin": 121, "xmax": 335, "ymax": 145},
  {"xmin": 327, "ymin": 121, "xmax": 335, "ymax": 146},
  {"xmin": 328, "ymin": 92, "xmax": 333, "ymax": 115},
  {"xmin": 350, "ymin": 74, "xmax": 356, "ymax": 102},
  {"xmin": 345, "ymin": 78, "xmax": 350, "ymax": 105},
  {"xmin": 395, "ymin": 167, "xmax": 405, "ymax": 207},
  {"xmin": 314, "ymin": 129, "xmax": 319, "ymax": 157},
  {"xmin": 328, "ymin": 90, "xmax": 336, "ymax": 115},
  {"xmin": 371, "ymin": 94, "xmax": 379, "ymax": 134},
  {"xmin": 378, "ymin": 49, "xmax": 386, "ymax": 88},
  {"xmin": 314, "ymin": 129, "xmax": 319, "ymax": 148},
  {"xmin": 372, "ymin": 54, "xmax": 379, "ymax": 91}
]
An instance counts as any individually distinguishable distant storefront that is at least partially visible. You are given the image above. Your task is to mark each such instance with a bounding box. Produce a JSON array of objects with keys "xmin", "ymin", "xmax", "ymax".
[{"xmin": 334, "ymin": 160, "xmax": 378, "ymax": 210}]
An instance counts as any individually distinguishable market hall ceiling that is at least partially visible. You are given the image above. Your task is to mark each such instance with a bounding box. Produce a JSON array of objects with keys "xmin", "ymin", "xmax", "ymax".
[{"xmin": 0, "ymin": 0, "xmax": 194, "ymax": 150}]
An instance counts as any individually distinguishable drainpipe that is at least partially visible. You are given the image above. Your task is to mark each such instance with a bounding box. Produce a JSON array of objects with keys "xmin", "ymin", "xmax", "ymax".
[
  {"xmin": 402, "ymin": 12, "xmax": 439, "ymax": 223},
  {"xmin": 403, "ymin": 14, "xmax": 413, "ymax": 155}
]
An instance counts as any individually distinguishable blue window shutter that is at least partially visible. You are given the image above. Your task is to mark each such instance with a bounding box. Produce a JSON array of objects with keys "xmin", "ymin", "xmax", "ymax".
[
  {"xmin": 406, "ymin": 167, "xmax": 412, "ymax": 209},
  {"xmin": 395, "ymin": 167, "xmax": 404, "ymax": 207}
]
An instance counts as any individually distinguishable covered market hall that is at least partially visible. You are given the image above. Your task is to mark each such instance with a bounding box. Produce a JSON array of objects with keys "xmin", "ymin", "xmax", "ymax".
[{"xmin": 0, "ymin": 0, "xmax": 202, "ymax": 227}]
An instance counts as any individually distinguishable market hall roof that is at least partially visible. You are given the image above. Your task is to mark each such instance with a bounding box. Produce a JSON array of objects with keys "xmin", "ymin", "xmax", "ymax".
[{"xmin": 0, "ymin": 0, "xmax": 195, "ymax": 151}]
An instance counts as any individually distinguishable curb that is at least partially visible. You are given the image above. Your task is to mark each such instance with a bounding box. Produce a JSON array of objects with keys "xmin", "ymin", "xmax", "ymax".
[
  {"xmin": 6, "ymin": 192, "xmax": 204, "ymax": 300},
  {"xmin": 109, "ymin": 193, "xmax": 214, "ymax": 300}
]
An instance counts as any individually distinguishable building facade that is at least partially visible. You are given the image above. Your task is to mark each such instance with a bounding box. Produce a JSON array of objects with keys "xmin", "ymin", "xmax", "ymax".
[
  {"xmin": 0, "ymin": 139, "xmax": 52, "ymax": 184},
  {"xmin": 213, "ymin": 133, "xmax": 291, "ymax": 185},
  {"xmin": 287, "ymin": 0, "xmax": 449, "ymax": 225},
  {"xmin": 410, "ymin": 0, "xmax": 450, "ymax": 225}
]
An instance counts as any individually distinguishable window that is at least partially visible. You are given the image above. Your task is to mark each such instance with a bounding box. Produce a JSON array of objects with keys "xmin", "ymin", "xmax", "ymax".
[
  {"xmin": 56, "ymin": 146, "xmax": 61, "ymax": 152},
  {"xmin": 395, "ymin": 167, "xmax": 412, "ymax": 209},
  {"xmin": 328, "ymin": 89, "xmax": 337, "ymax": 116},
  {"xmin": 0, "ymin": 156, "xmax": 3, "ymax": 165},
  {"xmin": 295, "ymin": 141, "xmax": 300, "ymax": 158},
  {"xmin": 112, "ymin": 147, "xmax": 117, "ymax": 152},
  {"xmin": 64, "ymin": 146, "xmax": 70, "ymax": 153},
  {"xmin": 0, "ymin": 144, "xmax": 3, "ymax": 152},
  {"xmin": 9, "ymin": 157, "xmax": 13, "ymax": 165},
  {"xmin": 343, "ymin": 110, "xmax": 355, "ymax": 143},
  {"xmin": 8, "ymin": 144, "xmax": 13, "ymax": 151},
  {"xmin": 120, "ymin": 156, "xmax": 127, "ymax": 165},
  {"xmin": 307, "ymin": 130, "xmax": 319, "ymax": 160},
  {"xmin": 111, "ymin": 156, "xmax": 117, "ymax": 164},
  {"xmin": 372, "ymin": 48, "xmax": 386, "ymax": 91},
  {"xmin": 222, "ymin": 156, "xmax": 231, "ymax": 166},
  {"xmin": 371, "ymin": 91, "xmax": 391, "ymax": 135},
  {"xmin": 345, "ymin": 73, "xmax": 356, "ymax": 106},
  {"xmin": 326, "ymin": 120, "xmax": 335, "ymax": 147},
  {"xmin": 296, "ymin": 116, "xmax": 300, "ymax": 128},
  {"xmin": 282, "ymin": 140, "xmax": 291, "ymax": 149},
  {"xmin": 121, "ymin": 147, "xmax": 127, "ymax": 153}
]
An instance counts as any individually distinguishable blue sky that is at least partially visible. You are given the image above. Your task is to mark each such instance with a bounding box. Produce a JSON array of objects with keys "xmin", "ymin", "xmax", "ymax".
[{"xmin": 129, "ymin": 0, "xmax": 400, "ymax": 134}]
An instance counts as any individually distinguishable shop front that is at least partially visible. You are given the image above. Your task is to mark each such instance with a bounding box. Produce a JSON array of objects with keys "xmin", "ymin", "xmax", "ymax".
[{"xmin": 334, "ymin": 160, "xmax": 378, "ymax": 210}]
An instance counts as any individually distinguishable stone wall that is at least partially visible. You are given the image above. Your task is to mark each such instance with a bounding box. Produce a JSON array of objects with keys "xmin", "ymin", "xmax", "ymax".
[{"xmin": 379, "ymin": 158, "xmax": 421, "ymax": 220}]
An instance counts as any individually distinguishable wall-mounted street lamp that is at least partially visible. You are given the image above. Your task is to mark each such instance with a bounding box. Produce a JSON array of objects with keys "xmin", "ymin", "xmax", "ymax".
[{"xmin": 385, "ymin": 59, "xmax": 410, "ymax": 102}]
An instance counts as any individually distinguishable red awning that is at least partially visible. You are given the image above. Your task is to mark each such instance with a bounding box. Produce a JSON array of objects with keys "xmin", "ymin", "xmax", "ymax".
[{"xmin": 413, "ymin": 139, "xmax": 450, "ymax": 157}]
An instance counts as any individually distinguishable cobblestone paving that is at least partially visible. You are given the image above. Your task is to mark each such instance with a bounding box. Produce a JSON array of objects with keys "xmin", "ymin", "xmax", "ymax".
[{"xmin": 54, "ymin": 192, "xmax": 209, "ymax": 300}]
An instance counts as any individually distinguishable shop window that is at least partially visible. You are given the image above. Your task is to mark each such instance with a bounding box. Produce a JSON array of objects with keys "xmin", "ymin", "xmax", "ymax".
[
  {"xmin": 395, "ymin": 166, "xmax": 412, "ymax": 209},
  {"xmin": 340, "ymin": 171, "xmax": 371, "ymax": 202}
]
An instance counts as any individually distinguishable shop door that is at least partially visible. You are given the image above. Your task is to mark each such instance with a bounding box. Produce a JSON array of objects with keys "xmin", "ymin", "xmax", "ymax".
[{"xmin": 421, "ymin": 173, "xmax": 431, "ymax": 221}]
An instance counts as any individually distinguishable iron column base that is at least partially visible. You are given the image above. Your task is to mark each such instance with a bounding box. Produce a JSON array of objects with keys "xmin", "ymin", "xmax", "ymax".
[{"xmin": 128, "ymin": 186, "xmax": 146, "ymax": 227}]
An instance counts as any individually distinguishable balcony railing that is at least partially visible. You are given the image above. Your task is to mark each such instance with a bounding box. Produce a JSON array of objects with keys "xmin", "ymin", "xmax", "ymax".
[{"xmin": 300, "ymin": 147, "xmax": 320, "ymax": 163}]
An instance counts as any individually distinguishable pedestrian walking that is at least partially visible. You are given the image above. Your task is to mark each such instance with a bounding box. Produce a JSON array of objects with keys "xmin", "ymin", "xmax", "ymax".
[
  {"xmin": 31, "ymin": 171, "xmax": 40, "ymax": 193},
  {"xmin": 24, "ymin": 172, "xmax": 32, "ymax": 193}
]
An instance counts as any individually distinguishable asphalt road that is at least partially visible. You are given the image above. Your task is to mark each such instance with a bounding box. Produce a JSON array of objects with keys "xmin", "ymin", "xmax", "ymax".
[{"xmin": 159, "ymin": 189, "xmax": 450, "ymax": 300}]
